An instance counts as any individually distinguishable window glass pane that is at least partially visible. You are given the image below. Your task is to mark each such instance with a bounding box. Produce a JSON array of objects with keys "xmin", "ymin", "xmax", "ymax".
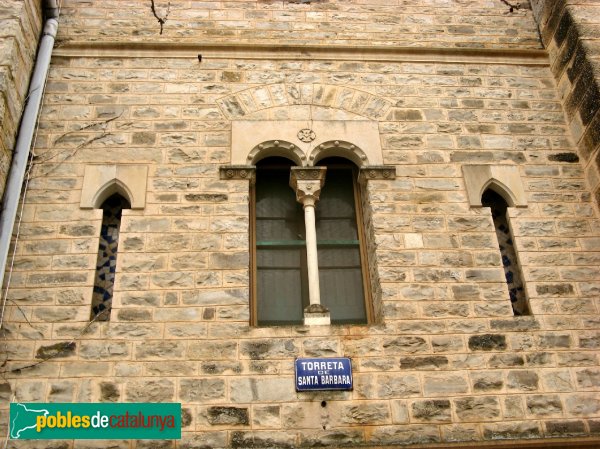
[
  {"xmin": 316, "ymin": 169, "xmax": 358, "ymax": 241},
  {"xmin": 317, "ymin": 247, "xmax": 361, "ymax": 268},
  {"xmin": 255, "ymin": 159, "xmax": 306, "ymax": 325},
  {"xmin": 316, "ymin": 163, "xmax": 367, "ymax": 324},
  {"xmin": 256, "ymin": 167, "xmax": 304, "ymax": 242},
  {"xmin": 319, "ymin": 266, "xmax": 366, "ymax": 324},
  {"xmin": 257, "ymin": 247, "xmax": 302, "ymax": 268},
  {"xmin": 317, "ymin": 218, "xmax": 357, "ymax": 241},
  {"xmin": 257, "ymin": 267, "xmax": 304, "ymax": 325}
]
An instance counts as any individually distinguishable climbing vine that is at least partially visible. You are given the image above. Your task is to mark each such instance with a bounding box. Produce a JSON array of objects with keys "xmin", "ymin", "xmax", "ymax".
[{"xmin": 150, "ymin": 0, "xmax": 171, "ymax": 34}]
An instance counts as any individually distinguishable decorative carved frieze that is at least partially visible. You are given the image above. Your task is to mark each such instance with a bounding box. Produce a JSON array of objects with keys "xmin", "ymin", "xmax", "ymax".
[
  {"xmin": 358, "ymin": 166, "xmax": 396, "ymax": 183},
  {"xmin": 289, "ymin": 166, "xmax": 327, "ymax": 207},
  {"xmin": 219, "ymin": 165, "xmax": 256, "ymax": 184}
]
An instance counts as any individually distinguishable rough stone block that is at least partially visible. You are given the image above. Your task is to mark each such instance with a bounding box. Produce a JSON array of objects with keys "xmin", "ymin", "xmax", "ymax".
[
  {"xmin": 507, "ymin": 370, "xmax": 539, "ymax": 391},
  {"xmin": 180, "ymin": 379, "xmax": 225, "ymax": 402},
  {"xmin": 423, "ymin": 374, "xmax": 469, "ymax": 396},
  {"xmin": 230, "ymin": 378, "xmax": 295, "ymax": 403},
  {"xmin": 125, "ymin": 379, "xmax": 174, "ymax": 402},
  {"xmin": 411, "ymin": 399, "xmax": 451, "ymax": 422},
  {"xmin": 454, "ymin": 396, "xmax": 500, "ymax": 421},
  {"xmin": 468, "ymin": 334, "xmax": 507, "ymax": 351}
]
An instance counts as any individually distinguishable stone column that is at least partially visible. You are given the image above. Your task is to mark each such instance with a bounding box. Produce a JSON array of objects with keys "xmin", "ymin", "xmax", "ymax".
[{"xmin": 290, "ymin": 167, "xmax": 329, "ymax": 325}]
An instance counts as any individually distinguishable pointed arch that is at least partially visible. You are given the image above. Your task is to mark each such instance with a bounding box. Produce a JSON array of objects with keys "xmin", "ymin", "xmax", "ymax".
[
  {"xmin": 462, "ymin": 165, "xmax": 527, "ymax": 208},
  {"xmin": 80, "ymin": 165, "xmax": 148, "ymax": 210},
  {"xmin": 481, "ymin": 178, "xmax": 518, "ymax": 207},
  {"xmin": 93, "ymin": 179, "xmax": 134, "ymax": 210}
]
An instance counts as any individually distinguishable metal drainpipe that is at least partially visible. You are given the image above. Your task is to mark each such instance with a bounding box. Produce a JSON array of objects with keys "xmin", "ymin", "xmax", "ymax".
[{"xmin": 0, "ymin": 0, "xmax": 59, "ymax": 303}]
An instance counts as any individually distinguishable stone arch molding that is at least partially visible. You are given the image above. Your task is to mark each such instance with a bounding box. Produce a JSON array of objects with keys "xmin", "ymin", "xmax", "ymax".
[
  {"xmin": 232, "ymin": 120, "xmax": 384, "ymax": 167},
  {"xmin": 462, "ymin": 165, "xmax": 527, "ymax": 207},
  {"xmin": 80, "ymin": 165, "xmax": 148, "ymax": 209},
  {"xmin": 217, "ymin": 83, "xmax": 393, "ymax": 120}
]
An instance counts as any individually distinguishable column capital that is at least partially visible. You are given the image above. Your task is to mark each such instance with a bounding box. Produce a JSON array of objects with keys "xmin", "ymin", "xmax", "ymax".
[{"xmin": 289, "ymin": 166, "xmax": 327, "ymax": 206}]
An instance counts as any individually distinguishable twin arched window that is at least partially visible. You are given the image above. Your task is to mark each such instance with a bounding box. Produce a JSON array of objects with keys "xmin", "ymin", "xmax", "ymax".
[{"xmin": 252, "ymin": 156, "xmax": 372, "ymax": 325}]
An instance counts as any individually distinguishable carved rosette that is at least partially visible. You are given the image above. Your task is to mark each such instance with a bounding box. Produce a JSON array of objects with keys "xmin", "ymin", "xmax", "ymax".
[
  {"xmin": 289, "ymin": 166, "xmax": 327, "ymax": 207},
  {"xmin": 297, "ymin": 128, "xmax": 316, "ymax": 143}
]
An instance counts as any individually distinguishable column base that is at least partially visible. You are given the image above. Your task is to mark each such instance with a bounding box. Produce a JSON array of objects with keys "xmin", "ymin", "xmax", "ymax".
[{"xmin": 303, "ymin": 304, "xmax": 331, "ymax": 326}]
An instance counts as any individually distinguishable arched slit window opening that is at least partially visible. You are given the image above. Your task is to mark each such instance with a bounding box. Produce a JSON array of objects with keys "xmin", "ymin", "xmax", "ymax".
[
  {"xmin": 90, "ymin": 193, "xmax": 130, "ymax": 321},
  {"xmin": 481, "ymin": 188, "xmax": 529, "ymax": 316}
]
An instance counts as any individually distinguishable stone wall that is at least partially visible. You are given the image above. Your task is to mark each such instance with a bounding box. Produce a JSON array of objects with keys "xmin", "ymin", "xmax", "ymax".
[
  {"xmin": 530, "ymin": 0, "xmax": 600, "ymax": 211},
  {"xmin": 0, "ymin": 0, "xmax": 43, "ymax": 200},
  {"xmin": 58, "ymin": 0, "xmax": 541, "ymax": 49},
  {"xmin": 2, "ymin": 1, "xmax": 600, "ymax": 448}
]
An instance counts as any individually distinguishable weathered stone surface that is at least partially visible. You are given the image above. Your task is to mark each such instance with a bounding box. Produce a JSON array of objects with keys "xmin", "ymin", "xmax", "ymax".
[
  {"xmin": 525, "ymin": 395, "xmax": 563, "ymax": 416},
  {"xmin": 240, "ymin": 339, "xmax": 298, "ymax": 360},
  {"xmin": 482, "ymin": 422, "xmax": 541, "ymax": 440},
  {"xmin": 537, "ymin": 334, "xmax": 572, "ymax": 349},
  {"xmin": 36, "ymin": 341, "xmax": 76, "ymax": 359},
  {"xmin": 488, "ymin": 354, "xmax": 525, "ymax": 368},
  {"xmin": 411, "ymin": 400, "xmax": 451, "ymax": 422},
  {"xmin": 472, "ymin": 372, "xmax": 504, "ymax": 392},
  {"xmin": 454, "ymin": 397, "xmax": 500, "ymax": 421},
  {"xmin": 100, "ymin": 382, "xmax": 120, "ymax": 402},
  {"xmin": 125, "ymin": 379, "xmax": 174, "ymax": 402},
  {"xmin": 576, "ymin": 368, "xmax": 600, "ymax": 388},
  {"xmin": 545, "ymin": 420, "xmax": 586, "ymax": 437},
  {"xmin": 231, "ymin": 378, "xmax": 295, "ymax": 403},
  {"xmin": 468, "ymin": 334, "xmax": 507, "ymax": 351},
  {"xmin": 135, "ymin": 341, "xmax": 185, "ymax": 360},
  {"xmin": 207, "ymin": 407, "xmax": 249, "ymax": 426},
  {"xmin": 339, "ymin": 402, "xmax": 390, "ymax": 425},
  {"xmin": 187, "ymin": 341, "xmax": 237, "ymax": 360},
  {"xmin": 369, "ymin": 425, "xmax": 441, "ymax": 446},
  {"xmin": 383, "ymin": 337, "xmax": 428, "ymax": 354},
  {"xmin": 423, "ymin": 374, "xmax": 469, "ymax": 396},
  {"xmin": 299, "ymin": 429, "xmax": 365, "ymax": 447},
  {"xmin": 180, "ymin": 379, "xmax": 226, "ymax": 402},
  {"xmin": 375, "ymin": 374, "xmax": 420, "ymax": 398},
  {"xmin": 507, "ymin": 371, "xmax": 539, "ymax": 391},
  {"xmin": 231, "ymin": 431, "xmax": 295, "ymax": 448},
  {"xmin": 401, "ymin": 356, "xmax": 448, "ymax": 370},
  {"xmin": 79, "ymin": 342, "xmax": 130, "ymax": 360}
]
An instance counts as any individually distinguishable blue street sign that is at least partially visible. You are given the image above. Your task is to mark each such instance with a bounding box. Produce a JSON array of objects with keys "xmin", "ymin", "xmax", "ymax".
[{"xmin": 295, "ymin": 357, "xmax": 353, "ymax": 391}]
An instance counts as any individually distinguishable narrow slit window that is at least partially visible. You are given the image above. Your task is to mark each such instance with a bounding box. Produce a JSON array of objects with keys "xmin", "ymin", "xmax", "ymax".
[
  {"xmin": 90, "ymin": 193, "xmax": 130, "ymax": 321},
  {"xmin": 481, "ymin": 188, "xmax": 529, "ymax": 316}
]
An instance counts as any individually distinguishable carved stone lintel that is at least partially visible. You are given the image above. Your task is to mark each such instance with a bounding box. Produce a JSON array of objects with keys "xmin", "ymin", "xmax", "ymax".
[
  {"xmin": 289, "ymin": 166, "xmax": 327, "ymax": 206},
  {"xmin": 219, "ymin": 165, "xmax": 256, "ymax": 184},
  {"xmin": 358, "ymin": 166, "xmax": 396, "ymax": 183}
]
